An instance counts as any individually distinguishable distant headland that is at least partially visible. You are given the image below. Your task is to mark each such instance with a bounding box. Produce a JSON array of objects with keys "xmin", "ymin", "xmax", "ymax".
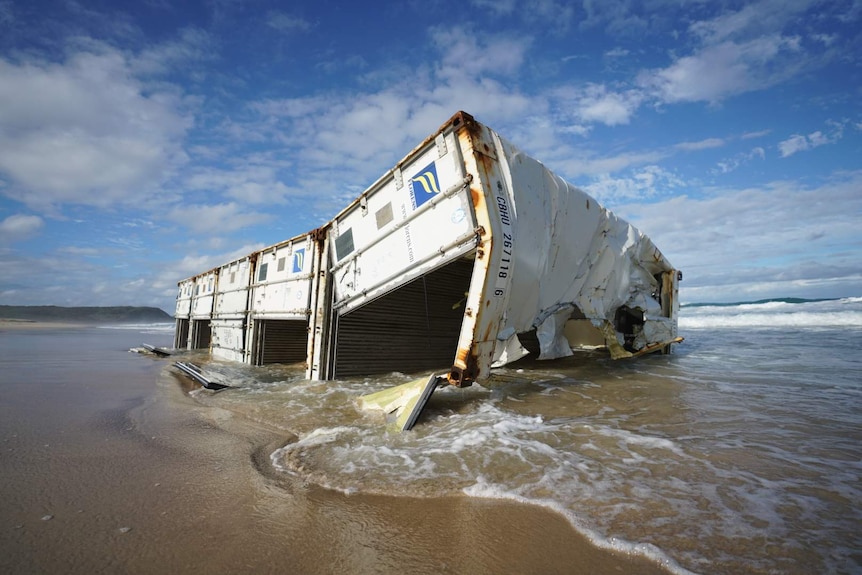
[{"xmin": 0, "ymin": 305, "xmax": 172, "ymax": 324}]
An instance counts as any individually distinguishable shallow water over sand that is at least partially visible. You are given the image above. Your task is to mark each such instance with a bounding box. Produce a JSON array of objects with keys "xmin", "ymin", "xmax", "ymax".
[
  {"xmin": 191, "ymin": 298, "xmax": 862, "ymax": 575},
  {"xmin": 0, "ymin": 325, "xmax": 669, "ymax": 575},
  {"xmin": 3, "ymin": 298, "xmax": 861, "ymax": 574}
]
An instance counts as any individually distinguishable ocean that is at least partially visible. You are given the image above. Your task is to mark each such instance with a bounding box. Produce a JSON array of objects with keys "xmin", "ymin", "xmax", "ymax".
[{"xmin": 2, "ymin": 297, "xmax": 861, "ymax": 574}]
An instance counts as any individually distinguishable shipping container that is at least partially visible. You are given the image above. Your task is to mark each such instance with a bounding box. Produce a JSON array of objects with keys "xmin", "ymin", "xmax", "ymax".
[
  {"xmin": 188, "ymin": 270, "xmax": 216, "ymax": 350},
  {"xmin": 210, "ymin": 255, "xmax": 254, "ymax": 363},
  {"xmin": 174, "ymin": 111, "xmax": 680, "ymax": 392},
  {"xmin": 316, "ymin": 111, "xmax": 680, "ymax": 386},
  {"xmin": 174, "ymin": 277, "xmax": 195, "ymax": 349},
  {"xmin": 246, "ymin": 232, "xmax": 326, "ymax": 371}
]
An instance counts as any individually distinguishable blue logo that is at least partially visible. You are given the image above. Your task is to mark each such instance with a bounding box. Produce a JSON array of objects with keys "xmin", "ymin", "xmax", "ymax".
[
  {"xmin": 409, "ymin": 162, "xmax": 441, "ymax": 210},
  {"xmin": 293, "ymin": 248, "xmax": 305, "ymax": 273}
]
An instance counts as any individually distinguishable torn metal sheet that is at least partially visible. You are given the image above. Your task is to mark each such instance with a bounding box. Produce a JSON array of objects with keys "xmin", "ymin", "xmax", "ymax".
[
  {"xmin": 173, "ymin": 361, "xmax": 231, "ymax": 391},
  {"xmin": 480, "ymin": 136, "xmax": 680, "ymax": 372}
]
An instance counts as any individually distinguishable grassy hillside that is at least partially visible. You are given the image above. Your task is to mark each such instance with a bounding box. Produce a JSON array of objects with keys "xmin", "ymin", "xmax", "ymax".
[{"xmin": 0, "ymin": 305, "xmax": 171, "ymax": 323}]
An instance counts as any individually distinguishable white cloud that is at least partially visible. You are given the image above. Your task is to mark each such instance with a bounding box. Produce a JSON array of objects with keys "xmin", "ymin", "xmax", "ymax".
[
  {"xmin": 166, "ymin": 202, "xmax": 273, "ymax": 234},
  {"xmin": 616, "ymin": 171, "xmax": 862, "ymax": 302},
  {"xmin": 469, "ymin": 0, "xmax": 574, "ymax": 30},
  {"xmin": 0, "ymin": 214, "xmax": 43, "ymax": 244},
  {"xmin": 604, "ymin": 47, "xmax": 629, "ymax": 58},
  {"xmin": 714, "ymin": 146, "xmax": 765, "ymax": 174},
  {"xmin": 777, "ymin": 134, "xmax": 809, "ymax": 156},
  {"xmin": 470, "ymin": 0, "xmax": 517, "ymax": 16},
  {"xmin": 778, "ymin": 125, "xmax": 843, "ymax": 157},
  {"xmin": 58, "ymin": 246, "xmax": 102, "ymax": 256},
  {"xmin": 741, "ymin": 129, "xmax": 771, "ymax": 139},
  {"xmin": 0, "ymin": 1, "xmax": 13, "ymax": 25},
  {"xmin": 183, "ymin": 163, "xmax": 298, "ymax": 205},
  {"xmin": 639, "ymin": 35, "xmax": 802, "ymax": 104},
  {"xmin": 675, "ymin": 138, "xmax": 725, "ymax": 151},
  {"xmin": 240, "ymin": 28, "xmax": 537, "ymax": 192},
  {"xmin": 550, "ymin": 83, "xmax": 642, "ymax": 128},
  {"xmin": 151, "ymin": 244, "xmax": 264, "ymax": 291},
  {"xmin": 131, "ymin": 27, "xmax": 214, "ymax": 75},
  {"xmin": 266, "ymin": 11, "xmax": 313, "ymax": 33},
  {"xmin": 582, "ymin": 165, "xmax": 685, "ymax": 203},
  {"xmin": 578, "ymin": 0, "xmax": 653, "ymax": 37},
  {"xmin": 430, "ymin": 27, "xmax": 531, "ymax": 78},
  {"xmin": 0, "ymin": 47, "xmax": 192, "ymax": 211},
  {"xmin": 575, "ymin": 84, "xmax": 642, "ymax": 126},
  {"xmin": 688, "ymin": 0, "xmax": 814, "ymax": 43},
  {"xmin": 811, "ymin": 33, "xmax": 838, "ymax": 46}
]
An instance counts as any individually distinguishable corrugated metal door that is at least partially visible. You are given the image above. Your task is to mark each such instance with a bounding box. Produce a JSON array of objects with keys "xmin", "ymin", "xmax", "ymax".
[
  {"xmin": 174, "ymin": 319, "xmax": 190, "ymax": 349},
  {"xmin": 254, "ymin": 319, "xmax": 309, "ymax": 365},
  {"xmin": 332, "ymin": 257, "xmax": 474, "ymax": 377},
  {"xmin": 191, "ymin": 320, "xmax": 211, "ymax": 349}
]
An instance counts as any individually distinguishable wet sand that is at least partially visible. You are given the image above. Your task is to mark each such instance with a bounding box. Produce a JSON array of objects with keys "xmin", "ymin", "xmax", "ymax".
[
  {"xmin": 0, "ymin": 319, "xmax": 91, "ymax": 330},
  {"xmin": 0, "ymin": 326, "xmax": 673, "ymax": 574}
]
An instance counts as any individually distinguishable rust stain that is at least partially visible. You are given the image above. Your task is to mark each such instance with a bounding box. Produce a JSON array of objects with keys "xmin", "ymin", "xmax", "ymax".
[
  {"xmin": 482, "ymin": 321, "xmax": 494, "ymax": 342},
  {"xmin": 477, "ymin": 151, "xmax": 495, "ymax": 173},
  {"xmin": 460, "ymin": 112, "xmax": 481, "ymax": 140},
  {"xmin": 471, "ymin": 188, "xmax": 481, "ymax": 206},
  {"xmin": 456, "ymin": 346, "xmax": 469, "ymax": 364}
]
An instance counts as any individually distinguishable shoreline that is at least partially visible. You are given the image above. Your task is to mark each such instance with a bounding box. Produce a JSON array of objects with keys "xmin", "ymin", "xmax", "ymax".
[
  {"xmin": 1, "ymin": 324, "xmax": 678, "ymax": 574},
  {"xmin": 169, "ymin": 372, "xmax": 678, "ymax": 575},
  {"xmin": 0, "ymin": 319, "xmax": 93, "ymax": 330}
]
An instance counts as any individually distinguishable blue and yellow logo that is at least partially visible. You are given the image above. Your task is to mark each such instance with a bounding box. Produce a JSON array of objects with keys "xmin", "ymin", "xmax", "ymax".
[
  {"xmin": 293, "ymin": 248, "xmax": 305, "ymax": 273},
  {"xmin": 409, "ymin": 162, "xmax": 441, "ymax": 209}
]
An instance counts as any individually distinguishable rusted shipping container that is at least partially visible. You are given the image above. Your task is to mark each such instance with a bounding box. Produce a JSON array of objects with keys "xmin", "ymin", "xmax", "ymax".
[
  {"xmin": 316, "ymin": 111, "xmax": 680, "ymax": 388},
  {"xmin": 175, "ymin": 111, "xmax": 680, "ymax": 395}
]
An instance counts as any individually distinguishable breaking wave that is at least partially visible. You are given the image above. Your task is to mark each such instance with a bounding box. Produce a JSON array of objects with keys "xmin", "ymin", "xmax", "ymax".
[{"xmin": 679, "ymin": 297, "xmax": 862, "ymax": 329}]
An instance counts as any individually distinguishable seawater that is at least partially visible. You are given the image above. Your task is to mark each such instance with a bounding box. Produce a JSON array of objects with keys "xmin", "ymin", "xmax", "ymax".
[{"xmin": 183, "ymin": 297, "xmax": 862, "ymax": 575}]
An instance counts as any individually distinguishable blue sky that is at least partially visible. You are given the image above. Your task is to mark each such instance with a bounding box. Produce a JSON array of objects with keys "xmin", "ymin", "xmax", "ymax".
[{"xmin": 0, "ymin": 0, "xmax": 859, "ymax": 313}]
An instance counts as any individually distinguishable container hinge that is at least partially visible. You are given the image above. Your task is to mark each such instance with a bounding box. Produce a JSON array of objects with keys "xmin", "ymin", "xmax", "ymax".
[
  {"xmin": 435, "ymin": 133, "xmax": 447, "ymax": 157},
  {"xmin": 394, "ymin": 167, "xmax": 403, "ymax": 189}
]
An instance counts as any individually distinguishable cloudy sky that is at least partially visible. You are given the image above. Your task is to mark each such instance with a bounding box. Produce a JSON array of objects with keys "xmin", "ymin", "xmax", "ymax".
[{"xmin": 0, "ymin": 0, "xmax": 859, "ymax": 312}]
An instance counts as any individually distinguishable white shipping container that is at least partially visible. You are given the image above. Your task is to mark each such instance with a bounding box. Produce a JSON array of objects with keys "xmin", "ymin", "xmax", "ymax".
[
  {"xmin": 173, "ymin": 111, "xmax": 680, "ymax": 393},
  {"xmin": 246, "ymin": 232, "xmax": 325, "ymax": 369},
  {"xmin": 210, "ymin": 256, "xmax": 254, "ymax": 363},
  {"xmin": 318, "ymin": 111, "xmax": 680, "ymax": 386}
]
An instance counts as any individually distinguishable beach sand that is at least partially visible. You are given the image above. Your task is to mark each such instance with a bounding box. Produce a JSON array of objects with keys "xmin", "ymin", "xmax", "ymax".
[
  {"xmin": 0, "ymin": 326, "xmax": 673, "ymax": 575},
  {"xmin": 0, "ymin": 319, "xmax": 92, "ymax": 330}
]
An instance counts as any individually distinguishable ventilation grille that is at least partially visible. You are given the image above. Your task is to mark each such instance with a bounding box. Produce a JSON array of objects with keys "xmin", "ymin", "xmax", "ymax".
[
  {"xmin": 191, "ymin": 320, "xmax": 211, "ymax": 349},
  {"xmin": 175, "ymin": 319, "xmax": 190, "ymax": 349},
  {"xmin": 255, "ymin": 319, "xmax": 309, "ymax": 365},
  {"xmin": 333, "ymin": 257, "xmax": 474, "ymax": 377}
]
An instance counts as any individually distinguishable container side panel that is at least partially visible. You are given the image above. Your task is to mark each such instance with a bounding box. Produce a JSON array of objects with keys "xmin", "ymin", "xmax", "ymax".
[
  {"xmin": 211, "ymin": 319, "xmax": 245, "ymax": 362},
  {"xmin": 251, "ymin": 236, "xmax": 317, "ymax": 320},
  {"xmin": 329, "ymin": 132, "xmax": 476, "ymax": 315},
  {"xmin": 175, "ymin": 279, "xmax": 194, "ymax": 318},
  {"xmin": 213, "ymin": 259, "xmax": 252, "ymax": 318}
]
